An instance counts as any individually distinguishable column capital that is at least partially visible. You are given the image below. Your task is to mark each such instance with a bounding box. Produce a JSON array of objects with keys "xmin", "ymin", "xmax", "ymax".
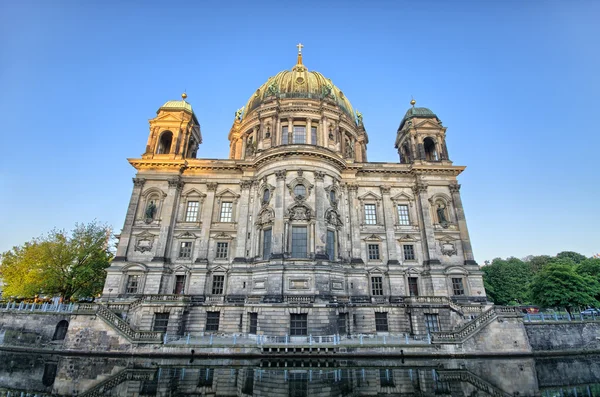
[
  {"xmin": 379, "ymin": 185, "xmax": 391, "ymax": 195},
  {"xmin": 132, "ymin": 177, "xmax": 146, "ymax": 188},
  {"xmin": 240, "ymin": 180, "xmax": 253, "ymax": 190},
  {"xmin": 314, "ymin": 171, "xmax": 325, "ymax": 181},
  {"xmin": 449, "ymin": 183, "xmax": 461, "ymax": 193},
  {"xmin": 275, "ymin": 170, "xmax": 287, "ymax": 180},
  {"xmin": 206, "ymin": 182, "xmax": 218, "ymax": 191},
  {"xmin": 168, "ymin": 177, "xmax": 184, "ymax": 190},
  {"xmin": 412, "ymin": 183, "xmax": 428, "ymax": 194},
  {"xmin": 345, "ymin": 183, "xmax": 358, "ymax": 192}
]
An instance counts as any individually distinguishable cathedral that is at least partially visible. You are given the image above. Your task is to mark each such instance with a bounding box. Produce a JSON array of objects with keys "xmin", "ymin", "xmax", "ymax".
[{"xmin": 103, "ymin": 46, "xmax": 487, "ymax": 338}]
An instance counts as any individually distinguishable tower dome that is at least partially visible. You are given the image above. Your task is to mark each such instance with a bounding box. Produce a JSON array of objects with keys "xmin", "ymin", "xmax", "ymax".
[{"xmin": 243, "ymin": 55, "xmax": 355, "ymax": 120}]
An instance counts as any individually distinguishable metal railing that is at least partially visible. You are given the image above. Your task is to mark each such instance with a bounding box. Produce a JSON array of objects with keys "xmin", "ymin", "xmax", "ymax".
[
  {"xmin": 0, "ymin": 301, "xmax": 75, "ymax": 313},
  {"xmin": 523, "ymin": 311, "xmax": 600, "ymax": 322}
]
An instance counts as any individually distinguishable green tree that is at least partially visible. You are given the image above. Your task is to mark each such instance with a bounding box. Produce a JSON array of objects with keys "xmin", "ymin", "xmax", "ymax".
[
  {"xmin": 0, "ymin": 222, "xmax": 113, "ymax": 300},
  {"xmin": 556, "ymin": 251, "xmax": 588, "ymax": 264},
  {"xmin": 530, "ymin": 260, "xmax": 600, "ymax": 316},
  {"xmin": 524, "ymin": 255, "xmax": 553, "ymax": 274},
  {"xmin": 482, "ymin": 257, "xmax": 533, "ymax": 305},
  {"xmin": 577, "ymin": 258, "xmax": 600, "ymax": 279}
]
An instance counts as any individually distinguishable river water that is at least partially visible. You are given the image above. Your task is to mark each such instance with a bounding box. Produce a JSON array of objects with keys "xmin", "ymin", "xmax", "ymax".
[{"xmin": 1, "ymin": 351, "xmax": 599, "ymax": 396}]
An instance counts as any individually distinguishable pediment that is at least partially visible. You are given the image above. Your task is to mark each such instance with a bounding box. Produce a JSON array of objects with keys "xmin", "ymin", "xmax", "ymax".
[
  {"xmin": 357, "ymin": 191, "xmax": 381, "ymax": 201},
  {"xmin": 413, "ymin": 119, "xmax": 443, "ymax": 129},
  {"xmin": 435, "ymin": 233, "xmax": 459, "ymax": 242},
  {"xmin": 363, "ymin": 234, "xmax": 383, "ymax": 241},
  {"xmin": 210, "ymin": 265, "xmax": 228, "ymax": 273},
  {"xmin": 153, "ymin": 113, "xmax": 184, "ymax": 122},
  {"xmin": 216, "ymin": 188, "xmax": 240, "ymax": 198},
  {"xmin": 397, "ymin": 234, "xmax": 419, "ymax": 242},
  {"xmin": 182, "ymin": 188, "xmax": 206, "ymax": 198},
  {"xmin": 176, "ymin": 231, "xmax": 198, "ymax": 239},
  {"xmin": 212, "ymin": 232, "xmax": 234, "ymax": 240},
  {"xmin": 134, "ymin": 230, "xmax": 157, "ymax": 238},
  {"xmin": 367, "ymin": 266, "xmax": 385, "ymax": 274},
  {"xmin": 391, "ymin": 192, "xmax": 414, "ymax": 202},
  {"xmin": 405, "ymin": 267, "xmax": 421, "ymax": 275}
]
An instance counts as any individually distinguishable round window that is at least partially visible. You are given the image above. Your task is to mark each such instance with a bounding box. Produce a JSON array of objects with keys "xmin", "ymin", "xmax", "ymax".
[{"xmin": 294, "ymin": 184, "xmax": 306, "ymax": 197}]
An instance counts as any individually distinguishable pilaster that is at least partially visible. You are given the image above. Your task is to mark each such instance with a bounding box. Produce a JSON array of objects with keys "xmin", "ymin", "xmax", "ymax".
[
  {"xmin": 413, "ymin": 183, "xmax": 439, "ymax": 265},
  {"xmin": 197, "ymin": 182, "xmax": 217, "ymax": 261},
  {"xmin": 449, "ymin": 183, "xmax": 475, "ymax": 264},
  {"xmin": 272, "ymin": 170, "xmax": 287, "ymax": 257},
  {"xmin": 346, "ymin": 183, "xmax": 362, "ymax": 261},
  {"xmin": 114, "ymin": 177, "xmax": 145, "ymax": 261},
  {"xmin": 314, "ymin": 171, "xmax": 327, "ymax": 258},
  {"xmin": 234, "ymin": 180, "xmax": 253, "ymax": 260},
  {"xmin": 379, "ymin": 185, "xmax": 398, "ymax": 263},
  {"xmin": 153, "ymin": 177, "xmax": 184, "ymax": 262}
]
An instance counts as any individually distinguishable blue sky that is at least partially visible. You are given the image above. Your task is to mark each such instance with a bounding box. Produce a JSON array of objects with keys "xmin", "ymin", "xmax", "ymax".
[{"xmin": 1, "ymin": 1, "xmax": 598, "ymax": 261}]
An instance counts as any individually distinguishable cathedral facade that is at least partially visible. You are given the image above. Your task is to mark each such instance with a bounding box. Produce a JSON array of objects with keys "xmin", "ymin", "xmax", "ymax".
[{"xmin": 103, "ymin": 48, "xmax": 487, "ymax": 338}]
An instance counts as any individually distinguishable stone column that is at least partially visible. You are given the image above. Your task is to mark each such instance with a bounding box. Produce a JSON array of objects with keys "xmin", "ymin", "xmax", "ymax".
[
  {"xmin": 196, "ymin": 182, "xmax": 218, "ymax": 261},
  {"xmin": 379, "ymin": 185, "xmax": 398, "ymax": 264},
  {"xmin": 241, "ymin": 136, "xmax": 247, "ymax": 160},
  {"xmin": 288, "ymin": 118, "xmax": 293, "ymax": 143},
  {"xmin": 314, "ymin": 171, "xmax": 327, "ymax": 258},
  {"xmin": 346, "ymin": 184, "xmax": 362, "ymax": 261},
  {"xmin": 114, "ymin": 177, "xmax": 145, "ymax": 261},
  {"xmin": 412, "ymin": 183, "xmax": 439, "ymax": 265},
  {"xmin": 153, "ymin": 177, "xmax": 184, "ymax": 262},
  {"xmin": 272, "ymin": 170, "xmax": 287, "ymax": 257},
  {"xmin": 306, "ymin": 119, "xmax": 312, "ymax": 145},
  {"xmin": 449, "ymin": 183, "xmax": 475, "ymax": 264},
  {"xmin": 234, "ymin": 180, "xmax": 253, "ymax": 261}
]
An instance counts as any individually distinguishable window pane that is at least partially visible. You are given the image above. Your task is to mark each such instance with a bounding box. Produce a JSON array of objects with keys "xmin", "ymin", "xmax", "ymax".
[
  {"xmin": 397, "ymin": 204, "xmax": 410, "ymax": 225},
  {"xmin": 364, "ymin": 204, "xmax": 377, "ymax": 225},
  {"xmin": 282, "ymin": 126, "xmax": 288, "ymax": 145},
  {"xmin": 379, "ymin": 368, "xmax": 395, "ymax": 387},
  {"xmin": 371, "ymin": 276, "xmax": 383, "ymax": 296},
  {"xmin": 220, "ymin": 202, "xmax": 233, "ymax": 222},
  {"xmin": 408, "ymin": 277, "xmax": 419, "ymax": 296},
  {"xmin": 212, "ymin": 275, "xmax": 224, "ymax": 295},
  {"xmin": 216, "ymin": 242, "xmax": 229, "ymax": 259},
  {"xmin": 179, "ymin": 241, "xmax": 192, "ymax": 258},
  {"xmin": 126, "ymin": 275, "xmax": 140, "ymax": 294},
  {"xmin": 249, "ymin": 313, "xmax": 258, "ymax": 334},
  {"xmin": 326, "ymin": 230, "xmax": 335, "ymax": 260},
  {"xmin": 206, "ymin": 311, "xmax": 220, "ymax": 331},
  {"xmin": 294, "ymin": 184, "xmax": 306, "ymax": 197},
  {"xmin": 185, "ymin": 201, "xmax": 199, "ymax": 222},
  {"xmin": 330, "ymin": 190, "xmax": 336, "ymax": 203},
  {"xmin": 311, "ymin": 127, "xmax": 317, "ymax": 145},
  {"xmin": 375, "ymin": 312, "xmax": 388, "ymax": 332},
  {"xmin": 403, "ymin": 245, "xmax": 415, "ymax": 261},
  {"xmin": 293, "ymin": 126, "xmax": 306, "ymax": 144},
  {"xmin": 153, "ymin": 313, "xmax": 169, "ymax": 332},
  {"xmin": 262, "ymin": 189, "xmax": 270, "ymax": 203},
  {"xmin": 425, "ymin": 313, "xmax": 440, "ymax": 332},
  {"xmin": 290, "ymin": 313, "xmax": 307, "ymax": 336},
  {"xmin": 262, "ymin": 229, "xmax": 272, "ymax": 260},
  {"xmin": 197, "ymin": 368, "xmax": 214, "ymax": 387},
  {"xmin": 368, "ymin": 244, "xmax": 380, "ymax": 260},
  {"xmin": 291, "ymin": 226, "xmax": 308, "ymax": 258},
  {"xmin": 174, "ymin": 275, "xmax": 186, "ymax": 294},
  {"xmin": 452, "ymin": 278, "xmax": 465, "ymax": 296}
]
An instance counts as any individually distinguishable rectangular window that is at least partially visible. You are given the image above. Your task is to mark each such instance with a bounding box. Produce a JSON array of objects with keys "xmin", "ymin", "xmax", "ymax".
[
  {"xmin": 205, "ymin": 311, "xmax": 220, "ymax": 332},
  {"xmin": 311, "ymin": 126, "xmax": 317, "ymax": 145},
  {"xmin": 174, "ymin": 275, "xmax": 186, "ymax": 294},
  {"xmin": 371, "ymin": 276, "xmax": 383, "ymax": 296},
  {"xmin": 293, "ymin": 126, "xmax": 306, "ymax": 144},
  {"xmin": 368, "ymin": 244, "xmax": 380, "ymax": 260},
  {"xmin": 281, "ymin": 126, "xmax": 288, "ymax": 145},
  {"xmin": 126, "ymin": 274, "xmax": 140, "ymax": 294},
  {"xmin": 452, "ymin": 278, "xmax": 465, "ymax": 296},
  {"xmin": 408, "ymin": 277, "xmax": 419, "ymax": 296},
  {"xmin": 262, "ymin": 229, "xmax": 272, "ymax": 260},
  {"xmin": 179, "ymin": 241, "xmax": 192, "ymax": 258},
  {"xmin": 211, "ymin": 275, "xmax": 224, "ymax": 295},
  {"xmin": 379, "ymin": 369, "xmax": 395, "ymax": 387},
  {"xmin": 219, "ymin": 202, "xmax": 233, "ymax": 222},
  {"xmin": 291, "ymin": 226, "xmax": 308, "ymax": 258},
  {"xmin": 397, "ymin": 204, "xmax": 410, "ymax": 225},
  {"xmin": 338, "ymin": 313, "xmax": 347, "ymax": 334},
  {"xmin": 403, "ymin": 245, "xmax": 416, "ymax": 261},
  {"xmin": 197, "ymin": 368, "xmax": 214, "ymax": 387},
  {"xmin": 326, "ymin": 230, "xmax": 335, "ymax": 260},
  {"xmin": 185, "ymin": 201, "xmax": 199, "ymax": 222},
  {"xmin": 375, "ymin": 312, "xmax": 389, "ymax": 332},
  {"xmin": 290, "ymin": 313, "xmax": 308, "ymax": 336},
  {"xmin": 425, "ymin": 313, "xmax": 440, "ymax": 332},
  {"xmin": 216, "ymin": 242, "xmax": 229, "ymax": 259},
  {"xmin": 289, "ymin": 373, "xmax": 308, "ymax": 397},
  {"xmin": 364, "ymin": 204, "xmax": 377, "ymax": 225},
  {"xmin": 249, "ymin": 312, "xmax": 258, "ymax": 334},
  {"xmin": 152, "ymin": 312, "xmax": 169, "ymax": 332}
]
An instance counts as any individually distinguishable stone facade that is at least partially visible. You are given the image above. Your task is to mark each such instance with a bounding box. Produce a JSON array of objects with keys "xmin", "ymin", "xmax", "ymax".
[{"xmin": 103, "ymin": 49, "xmax": 487, "ymax": 338}]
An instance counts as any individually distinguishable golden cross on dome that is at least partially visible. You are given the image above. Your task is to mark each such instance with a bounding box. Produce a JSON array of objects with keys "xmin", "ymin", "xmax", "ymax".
[{"xmin": 296, "ymin": 43, "xmax": 304, "ymax": 54}]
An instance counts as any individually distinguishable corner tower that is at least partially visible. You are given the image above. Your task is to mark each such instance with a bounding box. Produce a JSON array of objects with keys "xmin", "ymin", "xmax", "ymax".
[{"xmin": 142, "ymin": 93, "xmax": 202, "ymax": 160}]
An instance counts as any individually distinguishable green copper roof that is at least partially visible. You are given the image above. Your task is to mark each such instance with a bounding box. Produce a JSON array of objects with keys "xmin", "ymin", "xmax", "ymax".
[
  {"xmin": 158, "ymin": 100, "xmax": 193, "ymax": 114},
  {"xmin": 399, "ymin": 107, "xmax": 437, "ymax": 130}
]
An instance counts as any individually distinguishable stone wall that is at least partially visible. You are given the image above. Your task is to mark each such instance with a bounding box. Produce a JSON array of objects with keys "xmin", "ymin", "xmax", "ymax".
[
  {"xmin": 0, "ymin": 311, "xmax": 70, "ymax": 348},
  {"xmin": 525, "ymin": 322, "xmax": 600, "ymax": 351}
]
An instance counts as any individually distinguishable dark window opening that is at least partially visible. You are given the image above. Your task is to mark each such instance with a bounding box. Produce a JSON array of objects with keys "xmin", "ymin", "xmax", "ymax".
[
  {"xmin": 425, "ymin": 313, "xmax": 440, "ymax": 332},
  {"xmin": 262, "ymin": 229, "xmax": 272, "ymax": 260},
  {"xmin": 174, "ymin": 275, "xmax": 186, "ymax": 294},
  {"xmin": 157, "ymin": 131, "xmax": 173, "ymax": 154},
  {"xmin": 290, "ymin": 313, "xmax": 308, "ymax": 336},
  {"xmin": 423, "ymin": 137, "xmax": 438, "ymax": 161},
  {"xmin": 291, "ymin": 226, "xmax": 308, "ymax": 258},
  {"xmin": 408, "ymin": 277, "xmax": 419, "ymax": 296},
  {"xmin": 379, "ymin": 368, "xmax": 395, "ymax": 387},
  {"xmin": 289, "ymin": 372, "xmax": 308, "ymax": 397},
  {"xmin": 212, "ymin": 275, "xmax": 224, "ymax": 295},
  {"xmin": 368, "ymin": 244, "xmax": 380, "ymax": 260},
  {"xmin": 371, "ymin": 276, "xmax": 383, "ymax": 296},
  {"xmin": 197, "ymin": 368, "xmax": 214, "ymax": 387},
  {"xmin": 42, "ymin": 363, "xmax": 57, "ymax": 387},
  {"xmin": 206, "ymin": 311, "xmax": 220, "ymax": 332},
  {"xmin": 326, "ymin": 230, "xmax": 335, "ymax": 260},
  {"xmin": 452, "ymin": 277, "xmax": 465, "ymax": 296},
  {"xmin": 403, "ymin": 245, "xmax": 416, "ymax": 261},
  {"xmin": 52, "ymin": 320, "xmax": 69, "ymax": 340},
  {"xmin": 153, "ymin": 313, "xmax": 169, "ymax": 332},
  {"xmin": 249, "ymin": 312, "xmax": 258, "ymax": 334},
  {"xmin": 338, "ymin": 313, "xmax": 348, "ymax": 334},
  {"xmin": 375, "ymin": 312, "xmax": 389, "ymax": 332}
]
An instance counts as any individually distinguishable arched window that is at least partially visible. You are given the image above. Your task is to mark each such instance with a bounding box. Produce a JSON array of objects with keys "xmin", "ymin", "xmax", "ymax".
[
  {"xmin": 42, "ymin": 363, "xmax": 57, "ymax": 387},
  {"xmin": 294, "ymin": 184, "xmax": 306, "ymax": 198},
  {"xmin": 157, "ymin": 131, "xmax": 173, "ymax": 154},
  {"xmin": 263, "ymin": 189, "xmax": 270, "ymax": 204},
  {"xmin": 329, "ymin": 190, "xmax": 336, "ymax": 203},
  {"xmin": 423, "ymin": 137, "xmax": 438, "ymax": 161},
  {"xmin": 52, "ymin": 320, "xmax": 69, "ymax": 340}
]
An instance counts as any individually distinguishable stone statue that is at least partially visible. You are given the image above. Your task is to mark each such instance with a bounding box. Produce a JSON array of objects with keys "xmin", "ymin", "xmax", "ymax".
[
  {"xmin": 321, "ymin": 83, "xmax": 334, "ymax": 99},
  {"xmin": 356, "ymin": 110, "xmax": 363, "ymax": 125},
  {"xmin": 145, "ymin": 201, "xmax": 157, "ymax": 220},
  {"xmin": 437, "ymin": 203, "xmax": 448, "ymax": 224},
  {"xmin": 266, "ymin": 81, "xmax": 279, "ymax": 97},
  {"xmin": 234, "ymin": 107, "xmax": 244, "ymax": 121}
]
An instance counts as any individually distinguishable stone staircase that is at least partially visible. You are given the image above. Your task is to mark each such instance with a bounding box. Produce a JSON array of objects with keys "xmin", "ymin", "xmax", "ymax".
[
  {"xmin": 437, "ymin": 369, "xmax": 511, "ymax": 397},
  {"xmin": 77, "ymin": 304, "xmax": 163, "ymax": 343},
  {"xmin": 431, "ymin": 306, "xmax": 520, "ymax": 344},
  {"xmin": 78, "ymin": 368, "xmax": 155, "ymax": 397}
]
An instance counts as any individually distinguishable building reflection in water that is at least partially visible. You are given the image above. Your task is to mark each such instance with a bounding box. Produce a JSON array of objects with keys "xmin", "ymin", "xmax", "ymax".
[{"xmin": 2, "ymin": 353, "xmax": 600, "ymax": 396}]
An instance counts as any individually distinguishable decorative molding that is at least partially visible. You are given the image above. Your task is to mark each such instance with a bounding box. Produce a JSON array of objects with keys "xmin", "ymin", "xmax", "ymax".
[
  {"xmin": 379, "ymin": 185, "xmax": 391, "ymax": 194},
  {"xmin": 297, "ymin": 169, "xmax": 303, "ymax": 177},
  {"xmin": 287, "ymin": 202, "xmax": 313, "ymax": 221},
  {"xmin": 175, "ymin": 231, "xmax": 198, "ymax": 239},
  {"xmin": 412, "ymin": 183, "xmax": 428, "ymax": 194},
  {"xmin": 206, "ymin": 182, "xmax": 218, "ymax": 191},
  {"xmin": 213, "ymin": 232, "xmax": 234, "ymax": 241},
  {"xmin": 240, "ymin": 180, "xmax": 253, "ymax": 190},
  {"xmin": 275, "ymin": 170, "xmax": 287, "ymax": 180},
  {"xmin": 168, "ymin": 177, "xmax": 184, "ymax": 190},
  {"xmin": 134, "ymin": 231, "xmax": 156, "ymax": 253},
  {"xmin": 440, "ymin": 241, "xmax": 457, "ymax": 256},
  {"xmin": 132, "ymin": 177, "xmax": 146, "ymax": 188},
  {"xmin": 314, "ymin": 171, "xmax": 325, "ymax": 181},
  {"xmin": 325, "ymin": 208, "xmax": 343, "ymax": 228},
  {"xmin": 346, "ymin": 183, "xmax": 358, "ymax": 192},
  {"xmin": 255, "ymin": 206, "xmax": 275, "ymax": 226},
  {"xmin": 449, "ymin": 183, "xmax": 461, "ymax": 193}
]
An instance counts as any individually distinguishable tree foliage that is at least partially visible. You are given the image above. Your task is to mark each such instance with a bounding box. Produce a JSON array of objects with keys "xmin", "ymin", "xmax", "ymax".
[
  {"xmin": 0, "ymin": 222, "xmax": 113, "ymax": 300},
  {"xmin": 529, "ymin": 260, "xmax": 600, "ymax": 314},
  {"xmin": 556, "ymin": 251, "xmax": 588, "ymax": 264},
  {"xmin": 524, "ymin": 255, "xmax": 552, "ymax": 274},
  {"xmin": 481, "ymin": 257, "xmax": 533, "ymax": 305}
]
